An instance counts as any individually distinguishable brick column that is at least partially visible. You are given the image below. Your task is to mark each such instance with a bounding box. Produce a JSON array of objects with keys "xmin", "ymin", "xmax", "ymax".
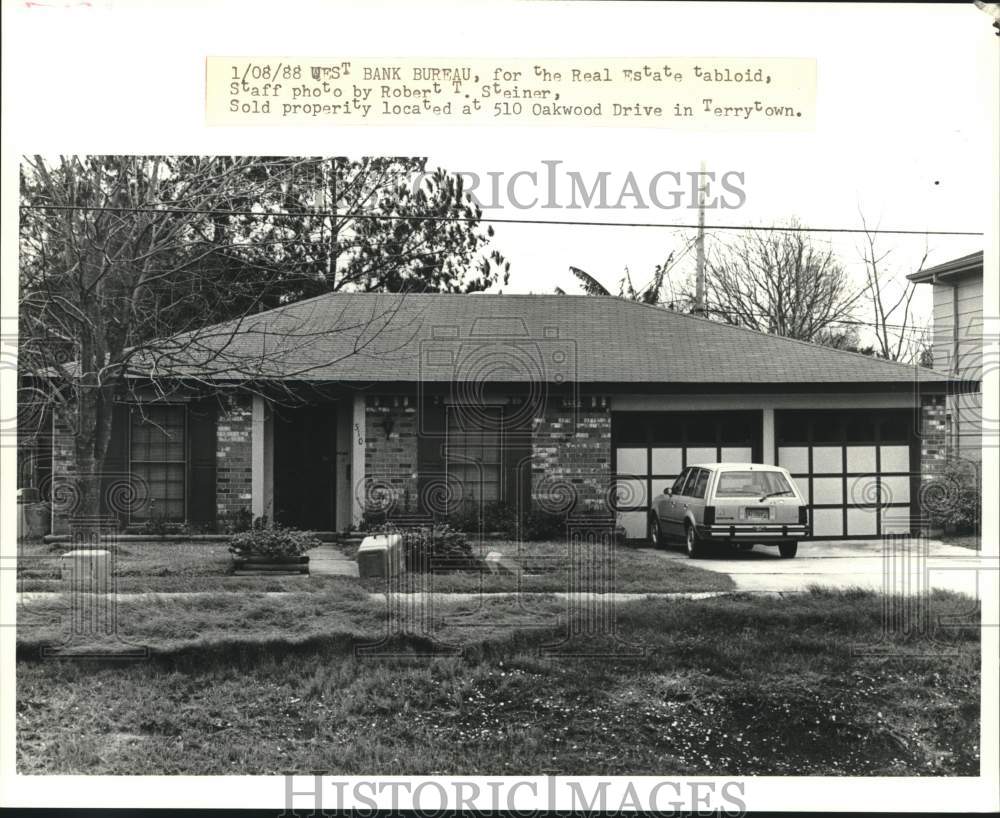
[
  {"xmin": 216, "ymin": 394, "xmax": 253, "ymax": 525},
  {"xmin": 531, "ymin": 396, "xmax": 612, "ymax": 514},
  {"xmin": 363, "ymin": 394, "xmax": 418, "ymax": 518},
  {"xmin": 920, "ymin": 394, "xmax": 948, "ymax": 483},
  {"xmin": 49, "ymin": 407, "xmax": 77, "ymax": 535}
]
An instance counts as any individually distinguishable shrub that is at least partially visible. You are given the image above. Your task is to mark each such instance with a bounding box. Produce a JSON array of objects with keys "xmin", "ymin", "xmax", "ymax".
[
  {"xmin": 368, "ymin": 522, "xmax": 475, "ymax": 572},
  {"xmin": 442, "ymin": 501, "xmax": 481, "ymax": 533},
  {"xmin": 480, "ymin": 502, "xmax": 520, "ymax": 535},
  {"xmin": 445, "ymin": 501, "xmax": 562, "ymax": 540},
  {"xmin": 220, "ymin": 508, "xmax": 254, "ymax": 534},
  {"xmin": 446, "ymin": 501, "xmax": 576, "ymax": 541},
  {"xmin": 228, "ymin": 526, "xmax": 321, "ymax": 559},
  {"xmin": 520, "ymin": 508, "xmax": 568, "ymax": 540},
  {"xmin": 926, "ymin": 460, "xmax": 981, "ymax": 533}
]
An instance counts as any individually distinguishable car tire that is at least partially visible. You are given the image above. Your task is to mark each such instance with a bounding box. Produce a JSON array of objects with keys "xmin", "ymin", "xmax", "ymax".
[
  {"xmin": 648, "ymin": 514, "xmax": 663, "ymax": 549},
  {"xmin": 779, "ymin": 541, "xmax": 798, "ymax": 559},
  {"xmin": 685, "ymin": 523, "xmax": 706, "ymax": 559}
]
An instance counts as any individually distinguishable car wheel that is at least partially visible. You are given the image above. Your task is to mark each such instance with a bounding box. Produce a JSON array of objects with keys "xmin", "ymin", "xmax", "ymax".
[
  {"xmin": 685, "ymin": 523, "xmax": 706, "ymax": 558},
  {"xmin": 648, "ymin": 514, "xmax": 663, "ymax": 548},
  {"xmin": 779, "ymin": 541, "xmax": 798, "ymax": 559}
]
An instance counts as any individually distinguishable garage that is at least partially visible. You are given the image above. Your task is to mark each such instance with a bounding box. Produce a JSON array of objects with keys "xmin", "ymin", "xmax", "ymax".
[
  {"xmin": 612, "ymin": 411, "xmax": 763, "ymax": 539},
  {"xmin": 775, "ymin": 409, "xmax": 918, "ymax": 538}
]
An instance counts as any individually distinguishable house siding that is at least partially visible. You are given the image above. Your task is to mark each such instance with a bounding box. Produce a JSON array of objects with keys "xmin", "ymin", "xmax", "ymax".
[{"xmin": 930, "ymin": 274, "xmax": 983, "ymax": 461}]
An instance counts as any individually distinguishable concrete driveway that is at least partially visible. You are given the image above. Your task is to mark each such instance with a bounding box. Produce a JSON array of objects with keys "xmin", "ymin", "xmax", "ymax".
[{"xmin": 648, "ymin": 539, "xmax": 987, "ymax": 595}]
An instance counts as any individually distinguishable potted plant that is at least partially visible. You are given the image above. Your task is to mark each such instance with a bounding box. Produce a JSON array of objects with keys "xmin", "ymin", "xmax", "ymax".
[{"xmin": 228, "ymin": 525, "xmax": 320, "ymax": 575}]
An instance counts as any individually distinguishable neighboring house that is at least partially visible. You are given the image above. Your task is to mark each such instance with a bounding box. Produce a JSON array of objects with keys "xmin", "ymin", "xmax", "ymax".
[
  {"xmin": 907, "ymin": 251, "xmax": 984, "ymax": 463},
  {"xmin": 45, "ymin": 293, "xmax": 974, "ymax": 540}
]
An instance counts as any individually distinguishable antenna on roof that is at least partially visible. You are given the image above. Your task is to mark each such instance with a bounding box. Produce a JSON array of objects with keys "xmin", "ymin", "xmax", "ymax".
[{"xmin": 694, "ymin": 159, "xmax": 707, "ymax": 316}]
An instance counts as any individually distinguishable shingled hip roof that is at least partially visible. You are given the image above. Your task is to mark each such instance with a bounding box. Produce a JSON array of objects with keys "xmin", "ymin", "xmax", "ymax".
[
  {"xmin": 907, "ymin": 251, "xmax": 983, "ymax": 284},
  {"xmin": 140, "ymin": 292, "xmax": 958, "ymax": 387}
]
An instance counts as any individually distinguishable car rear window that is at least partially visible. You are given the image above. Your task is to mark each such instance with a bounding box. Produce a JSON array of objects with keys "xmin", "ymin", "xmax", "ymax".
[{"xmin": 715, "ymin": 470, "xmax": 793, "ymax": 498}]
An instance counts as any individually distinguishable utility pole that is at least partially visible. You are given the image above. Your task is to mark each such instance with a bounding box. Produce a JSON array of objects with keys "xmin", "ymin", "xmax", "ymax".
[{"xmin": 694, "ymin": 160, "xmax": 707, "ymax": 315}]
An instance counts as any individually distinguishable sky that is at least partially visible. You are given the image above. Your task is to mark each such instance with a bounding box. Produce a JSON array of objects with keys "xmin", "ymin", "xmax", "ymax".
[
  {"xmin": 3, "ymin": 1, "xmax": 994, "ymax": 348},
  {"xmin": 405, "ymin": 4, "xmax": 992, "ymax": 341}
]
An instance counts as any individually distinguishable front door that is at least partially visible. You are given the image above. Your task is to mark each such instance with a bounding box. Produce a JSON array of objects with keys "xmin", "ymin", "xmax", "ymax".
[{"xmin": 273, "ymin": 405, "xmax": 337, "ymax": 530}]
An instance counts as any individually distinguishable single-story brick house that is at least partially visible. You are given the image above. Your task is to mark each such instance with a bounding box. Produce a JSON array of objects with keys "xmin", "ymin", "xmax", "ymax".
[{"xmin": 47, "ymin": 293, "xmax": 973, "ymax": 540}]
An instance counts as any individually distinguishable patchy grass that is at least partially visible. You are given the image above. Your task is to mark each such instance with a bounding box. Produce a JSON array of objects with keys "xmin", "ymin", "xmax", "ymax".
[
  {"xmin": 17, "ymin": 540, "xmax": 347, "ymax": 593},
  {"xmin": 18, "ymin": 540, "xmax": 231, "ymax": 582},
  {"xmin": 356, "ymin": 539, "xmax": 735, "ymax": 594},
  {"xmin": 16, "ymin": 588, "xmax": 980, "ymax": 776},
  {"xmin": 17, "ymin": 538, "xmax": 735, "ymax": 594}
]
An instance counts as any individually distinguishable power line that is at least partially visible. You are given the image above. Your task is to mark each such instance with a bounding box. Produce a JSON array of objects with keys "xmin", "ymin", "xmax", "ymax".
[
  {"xmin": 17, "ymin": 202, "xmax": 983, "ymax": 237},
  {"xmin": 668, "ymin": 304, "xmax": 928, "ymax": 334}
]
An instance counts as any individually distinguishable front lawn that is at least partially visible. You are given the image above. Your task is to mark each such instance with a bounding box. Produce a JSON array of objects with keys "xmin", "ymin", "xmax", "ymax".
[
  {"xmin": 357, "ymin": 539, "xmax": 735, "ymax": 594},
  {"xmin": 17, "ymin": 538, "xmax": 736, "ymax": 594},
  {"xmin": 16, "ymin": 588, "xmax": 980, "ymax": 776},
  {"xmin": 17, "ymin": 540, "xmax": 343, "ymax": 593}
]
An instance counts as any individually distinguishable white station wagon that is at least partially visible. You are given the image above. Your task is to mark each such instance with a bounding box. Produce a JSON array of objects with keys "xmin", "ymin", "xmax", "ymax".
[{"xmin": 648, "ymin": 463, "xmax": 810, "ymax": 558}]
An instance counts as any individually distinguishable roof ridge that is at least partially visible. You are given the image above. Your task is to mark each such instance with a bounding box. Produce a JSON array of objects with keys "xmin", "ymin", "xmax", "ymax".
[{"xmin": 615, "ymin": 295, "xmax": 946, "ymax": 376}]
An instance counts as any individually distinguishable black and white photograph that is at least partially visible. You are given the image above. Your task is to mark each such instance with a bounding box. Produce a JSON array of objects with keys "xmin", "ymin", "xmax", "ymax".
[{"xmin": 2, "ymin": 1, "xmax": 998, "ymax": 814}]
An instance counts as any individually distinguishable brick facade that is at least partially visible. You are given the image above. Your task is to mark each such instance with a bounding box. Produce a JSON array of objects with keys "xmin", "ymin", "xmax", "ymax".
[
  {"xmin": 364, "ymin": 395, "xmax": 419, "ymax": 516},
  {"xmin": 360, "ymin": 392, "xmax": 616, "ymax": 520},
  {"xmin": 531, "ymin": 396, "xmax": 613, "ymax": 514},
  {"xmin": 41, "ymin": 390, "xmax": 956, "ymax": 538},
  {"xmin": 919, "ymin": 394, "xmax": 949, "ymax": 484},
  {"xmin": 215, "ymin": 394, "xmax": 253, "ymax": 523},
  {"xmin": 49, "ymin": 408, "xmax": 78, "ymax": 534}
]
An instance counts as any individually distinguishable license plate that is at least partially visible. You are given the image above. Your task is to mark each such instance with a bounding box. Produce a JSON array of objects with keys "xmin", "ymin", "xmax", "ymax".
[{"xmin": 745, "ymin": 508, "xmax": 770, "ymax": 520}]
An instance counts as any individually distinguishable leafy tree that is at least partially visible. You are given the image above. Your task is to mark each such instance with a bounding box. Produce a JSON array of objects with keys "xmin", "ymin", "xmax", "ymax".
[
  {"xmin": 18, "ymin": 155, "xmax": 508, "ymax": 520},
  {"xmin": 199, "ymin": 157, "xmax": 509, "ymax": 306},
  {"xmin": 563, "ymin": 239, "xmax": 695, "ymax": 305}
]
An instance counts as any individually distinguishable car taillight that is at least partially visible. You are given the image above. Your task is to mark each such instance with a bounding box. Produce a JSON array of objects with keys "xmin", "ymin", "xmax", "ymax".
[
  {"xmin": 704, "ymin": 506, "xmax": 715, "ymax": 525},
  {"xmin": 799, "ymin": 506, "xmax": 809, "ymax": 525}
]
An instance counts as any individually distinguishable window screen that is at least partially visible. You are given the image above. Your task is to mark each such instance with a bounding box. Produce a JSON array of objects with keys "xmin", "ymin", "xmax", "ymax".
[
  {"xmin": 130, "ymin": 405, "xmax": 186, "ymax": 521},
  {"xmin": 446, "ymin": 407, "xmax": 504, "ymax": 505}
]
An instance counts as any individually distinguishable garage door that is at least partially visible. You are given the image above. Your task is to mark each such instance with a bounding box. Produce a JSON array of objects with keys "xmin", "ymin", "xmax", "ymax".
[
  {"xmin": 612, "ymin": 411, "xmax": 762, "ymax": 539},
  {"xmin": 775, "ymin": 409, "xmax": 917, "ymax": 538}
]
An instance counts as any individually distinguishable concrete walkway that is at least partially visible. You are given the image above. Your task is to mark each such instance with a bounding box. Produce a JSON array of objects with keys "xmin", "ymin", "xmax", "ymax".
[
  {"xmin": 645, "ymin": 539, "xmax": 989, "ymax": 595},
  {"xmin": 303, "ymin": 545, "xmax": 359, "ymax": 577}
]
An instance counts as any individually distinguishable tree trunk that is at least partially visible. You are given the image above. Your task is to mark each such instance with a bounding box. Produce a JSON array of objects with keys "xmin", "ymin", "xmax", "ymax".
[{"xmin": 68, "ymin": 381, "xmax": 118, "ymax": 526}]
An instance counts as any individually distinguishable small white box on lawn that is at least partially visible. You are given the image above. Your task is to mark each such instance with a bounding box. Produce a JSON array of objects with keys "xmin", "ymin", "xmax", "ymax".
[{"xmin": 356, "ymin": 535, "xmax": 404, "ymax": 578}]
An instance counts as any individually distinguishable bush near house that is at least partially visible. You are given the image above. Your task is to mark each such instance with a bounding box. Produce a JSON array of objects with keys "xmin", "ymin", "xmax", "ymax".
[
  {"xmin": 927, "ymin": 460, "xmax": 981, "ymax": 534},
  {"xmin": 228, "ymin": 526, "xmax": 321, "ymax": 559},
  {"xmin": 397, "ymin": 501, "xmax": 612, "ymax": 542},
  {"xmin": 364, "ymin": 522, "xmax": 477, "ymax": 572}
]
